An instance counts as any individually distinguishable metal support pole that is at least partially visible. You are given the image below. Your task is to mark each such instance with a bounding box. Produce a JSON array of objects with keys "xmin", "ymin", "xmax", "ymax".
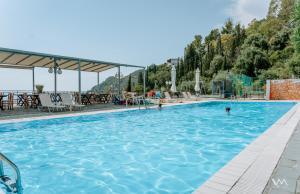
[
  {"xmin": 78, "ymin": 60, "xmax": 81, "ymax": 104},
  {"xmin": 54, "ymin": 59, "xmax": 57, "ymax": 104},
  {"xmin": 118, "ymin": 66, "xmax": 121, "ymax": 96},
  {"xmin": 32, "ymin": 67, "xmax": 35, "ymax": 93},
  {"xmin": 143, "ymin": 68, "xmax": 146, "ymax": 97},
  {"xmin": 97, "ymin": 72, "xmax": 100, "ymax": 86},
  {"xmin": 0, "ymin": 161, "xmax": 4, "ymax": 176}
]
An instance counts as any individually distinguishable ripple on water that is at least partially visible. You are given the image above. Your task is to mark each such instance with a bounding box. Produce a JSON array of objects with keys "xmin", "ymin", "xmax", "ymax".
[{"xmin": 0, "ymin": 101, "xmax": 295, "ymax": 194}]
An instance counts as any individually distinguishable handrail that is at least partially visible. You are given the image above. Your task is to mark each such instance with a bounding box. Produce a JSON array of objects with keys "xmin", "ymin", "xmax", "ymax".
[{"xmin": 0, "ymin": 152, "xmax": 23, "ymax": 194}]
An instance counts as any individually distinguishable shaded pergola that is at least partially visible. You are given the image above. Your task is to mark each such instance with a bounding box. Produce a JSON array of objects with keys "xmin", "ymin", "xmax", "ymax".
[{"xmin": 0, "ymin": 47, "xmax": 146, "ymax": 102}]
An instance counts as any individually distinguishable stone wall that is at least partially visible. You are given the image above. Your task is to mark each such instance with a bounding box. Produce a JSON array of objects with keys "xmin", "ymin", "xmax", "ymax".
[{"xmin": 269, "ymin": 79, "xmax": 300, "ymax": 100}]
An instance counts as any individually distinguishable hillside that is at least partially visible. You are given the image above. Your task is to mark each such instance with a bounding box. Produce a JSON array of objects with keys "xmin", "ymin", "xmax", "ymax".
[
  {"xmin": 90, "ymin": 69, "xmax": 143, "ymax": 93},
  {"xmin": 92, "ymin": 0, "xmax": 300, "ymax": 94}
]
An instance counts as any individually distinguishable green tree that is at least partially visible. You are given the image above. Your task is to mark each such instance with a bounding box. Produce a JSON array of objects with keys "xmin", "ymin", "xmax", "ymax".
[
  {"xmin": 287, "ymin": 1, "xmax": 300, "ymax": 77},
  {"xmin": 210, "ymin": 55, "xmax": 224, "ymax": 75},
  {"xmin": 278, "ymin": 0, "xmax": 296, "ymax": 23},
  {"xmin": 126, "ymin": 74, "xmax": 132, "ymax": 92},
  {"xmin": 235, "ymin": 47, "xmax": 270, "ymax": 77},
  {"xmin": 269, "ymin": 29, "xmax": 291, "ymax": 50},
  {"xmin": 268, "ymin": 0, "xmax": 281, "ymax": 18},
  {"xmin": 134, "ymin": 84, "xmax": 143, "ymax": 95},
  {"xmin": 293, "ymin": 1, "xmax": 300, "ymax": 54},
  {"xmin": 216, "ymin": 33, "xmax": 223, "ymax": 55},
  {"xmin": 192, "ymin": 35, "xmax": 205, "ymax": 74},
  {"xmin": 243, "ymin": 34, "xmax": 269, "ymax": 50},
  {"xmin": 138, "ymin": 71, "xmax": 143, "ymax": 85},
  {"xmin": 222, "ymin": 19, "xmax": 234, "ymax": 34}
]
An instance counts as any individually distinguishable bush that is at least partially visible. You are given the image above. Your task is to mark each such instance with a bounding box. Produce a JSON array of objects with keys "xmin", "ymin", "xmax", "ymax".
[
  {"xmin": 178, "ymin": 81, "xmax": 195, "ymax": 92},
  {"xmin": 134, "ymin": 84, "xmax": 143, "ymax": 95}
]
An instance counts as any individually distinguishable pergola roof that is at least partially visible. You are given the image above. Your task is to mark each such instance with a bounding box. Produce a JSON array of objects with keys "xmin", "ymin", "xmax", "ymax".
[{"xmin": 0, "ymin": 47, "xmax": 144, "ymax": 72}]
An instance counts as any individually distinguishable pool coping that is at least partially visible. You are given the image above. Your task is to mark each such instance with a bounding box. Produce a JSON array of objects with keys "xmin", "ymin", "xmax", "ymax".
[
  {"xmin": 0, "ymin": 101, "xmax": 207, "ymax": 124},
  {"xmin": 0, "ymin": 100, "xmax": 296, "ymax": 124},
  {"xmin": 193, "ymin": 102, "xmax": 300, "ymax": 194}
]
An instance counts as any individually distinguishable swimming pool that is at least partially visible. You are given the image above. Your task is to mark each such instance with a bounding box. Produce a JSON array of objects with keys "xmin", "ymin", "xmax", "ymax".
[{"xmin": 0, "ymin": 101, "xmax": 295, "ymax": 194}]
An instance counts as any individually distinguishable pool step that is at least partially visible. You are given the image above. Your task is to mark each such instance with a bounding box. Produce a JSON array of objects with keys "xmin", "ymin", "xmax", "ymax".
[
  {"xmin": 0, "ymin": 175, "xmax": 17, "ymax": 193},
  {"xmin": 0, "ymin": 153, "xmax": 22, "ymax": 194}
]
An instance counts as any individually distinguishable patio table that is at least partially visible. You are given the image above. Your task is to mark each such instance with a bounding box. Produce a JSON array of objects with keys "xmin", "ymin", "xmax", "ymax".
[{"xmin": 0, "ymin": 95, "xmax": 8, "ymax": 110}]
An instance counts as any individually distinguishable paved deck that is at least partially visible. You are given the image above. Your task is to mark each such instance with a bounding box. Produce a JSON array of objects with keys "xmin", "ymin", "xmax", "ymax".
[
  {"xmin": 263, "ymin": 122, "xmax": 300, "ymax": 194},
  {"xmin": 0, "ymin": 103, "xmax": 152, "ymax": 121}
]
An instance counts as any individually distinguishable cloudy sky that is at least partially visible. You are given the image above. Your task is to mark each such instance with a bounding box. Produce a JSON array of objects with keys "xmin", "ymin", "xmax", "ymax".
[{"xmin": 0, "ymin": 0, "xmax": 270, "ymax": 91}]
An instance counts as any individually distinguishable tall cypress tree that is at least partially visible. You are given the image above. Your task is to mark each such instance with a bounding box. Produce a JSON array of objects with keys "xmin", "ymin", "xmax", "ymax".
[
  {"xmin": 216, "ymin": 34, "xmax": 223, "ymax": 56},
  {"xmin": 138, "ymin": 72, "xmax": 143, "ymax": 85},
  {"xmin": 126, "ymin": 74, "xmax": 132, "ymax": 92}
]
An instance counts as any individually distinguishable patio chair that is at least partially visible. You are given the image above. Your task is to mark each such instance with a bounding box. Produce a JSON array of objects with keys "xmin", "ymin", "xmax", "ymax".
[
  {"xmin": 6, "ymin": 93, "xmax": 14, "ymax": 110},
  {"xmin": 112, "ymin": 95, "xmax": 126, "ymax": 105},
  {"xmin": 60, "ymin": 93, "xmax": 85, "ymax": 111},
  {"xmin": 38, "ymin": 93, "xmax": 66, "ymax": 112}
]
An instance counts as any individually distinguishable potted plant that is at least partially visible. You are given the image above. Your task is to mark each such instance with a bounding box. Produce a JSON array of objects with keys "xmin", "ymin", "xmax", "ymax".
[{"xmin": 36, "ymin": 85, "xmax": 44, "ymax": 94}]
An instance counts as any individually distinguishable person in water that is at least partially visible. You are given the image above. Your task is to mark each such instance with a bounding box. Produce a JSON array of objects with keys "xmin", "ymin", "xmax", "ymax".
[
  {"xmin": 226, "ymin": 107, "xmax": 231, "ymax": 114},
  {"xmin": 158, "ymin": 99, "xmax": 163, "ymax": 110}
]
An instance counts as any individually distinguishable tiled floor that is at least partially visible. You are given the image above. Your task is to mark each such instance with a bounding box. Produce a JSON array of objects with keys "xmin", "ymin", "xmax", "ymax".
[{"xmin": 263, "ymin": 122, "xmax": 300, "ymax": 194}]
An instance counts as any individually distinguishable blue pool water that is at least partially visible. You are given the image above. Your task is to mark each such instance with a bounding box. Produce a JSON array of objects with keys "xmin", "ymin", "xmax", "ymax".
[{"xmin": 0, "ymin": 101, "xmax": 295, "ymax": 194}]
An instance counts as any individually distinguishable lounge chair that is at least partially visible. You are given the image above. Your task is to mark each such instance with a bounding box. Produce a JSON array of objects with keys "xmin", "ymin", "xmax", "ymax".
[
  {"xmin": 38, "ymin": 93, "xmax": 66, "ymax": 112},
  {"xmin": 187, "ymin": 92, "xmax": 200, "ymax": 100},
  {"xmin": 182, "ymin": 92, "xmax": 188, "ymax": 98},
  {"xmin": 164, "ymin": 92, "xmax": 172, "ymax": 99},
  {"xmin": 162, "ymin": 92, "xmax": 177, "ymax": 103},
  {"xmin": 182, "ymin": 92, "xmax": 193, "ymax": 101},
  {"xmin": 60, "ymin": 93, "xmax": 85, "ymax": 111}
]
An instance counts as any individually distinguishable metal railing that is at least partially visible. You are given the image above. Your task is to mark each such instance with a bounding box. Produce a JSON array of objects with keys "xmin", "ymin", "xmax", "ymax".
[{"xmin": 0, "ymin": 152, "xmax": 23, "ymax": 194}]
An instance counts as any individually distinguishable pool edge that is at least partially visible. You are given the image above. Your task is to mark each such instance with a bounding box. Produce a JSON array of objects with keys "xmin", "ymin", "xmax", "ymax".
[
  {"xmin": 0, "ymin": 101, "xmax": 207, "ymax": 124},
  {"xmin": 193, "ymin": 102, "xmax": 300, "ymax": 194}
]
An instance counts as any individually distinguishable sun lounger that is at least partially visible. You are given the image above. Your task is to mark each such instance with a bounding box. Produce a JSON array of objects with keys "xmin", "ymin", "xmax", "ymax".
[
  {"xmin": 38, "ymin": 93, "xmax": 66, "ymax": 112},
  {"xmin": 60, "ymin": 93, "xmax": 85, "ymax": 111},
  {"xmin": 162, "ymin": 92, "xmax": 177, "ymax": 103},
  {"xmin": 187, "ymin": 92, "xmax": 200, "ymax": 101},
  {"xmin": 181, "ymin": 92, "xmax": 194, "ymax": 101}
]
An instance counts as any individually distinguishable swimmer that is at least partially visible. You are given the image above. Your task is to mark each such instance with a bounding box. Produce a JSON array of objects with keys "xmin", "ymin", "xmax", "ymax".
[
  {"xmin": 225, "ymin": 107, "xmax": 231, "ymax": 114},
  {"xmin": 157, "ymin": 99, "xmax": 163, "ymax": 110},
  {"xmin": 158, "ymin": 103, "xmax": 162, "ymax": 110}
]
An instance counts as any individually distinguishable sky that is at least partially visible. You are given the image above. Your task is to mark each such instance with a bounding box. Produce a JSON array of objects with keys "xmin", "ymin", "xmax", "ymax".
[{"xmin": 0, "ymin": 0, "xmax": 270, "ymax": 91}]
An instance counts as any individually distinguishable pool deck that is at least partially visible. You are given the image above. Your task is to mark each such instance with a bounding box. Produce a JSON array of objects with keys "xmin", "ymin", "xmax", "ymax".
[
  {"xmin": 263, "ymin": 121, "xmax": 300, "ymax": 194},
  {"xmin": 1, "ymin": 100, "xmax": 300, "ymax": 194},
  {"xmin": 0, "ymin": 103, "xmax": 157, "ymax": 123},
  {"xmin": 194, "ymin": 101, "xmax": 300, "ymax": 194}
]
